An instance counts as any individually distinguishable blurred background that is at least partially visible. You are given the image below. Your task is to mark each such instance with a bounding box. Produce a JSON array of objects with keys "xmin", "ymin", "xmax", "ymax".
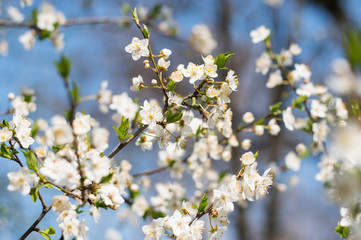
[{"xmin": 0, "ymin": 0, "xmax": 360, "ymax": 239}]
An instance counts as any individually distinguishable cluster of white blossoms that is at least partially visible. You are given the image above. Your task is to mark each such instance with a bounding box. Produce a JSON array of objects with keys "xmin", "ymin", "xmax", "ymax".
[
  {"xmin": 0, "ymin": 112, "xmax": 34, "ymax": 148},
  {"xmin": 251, "ymin": 24, "xmax": 361, "ymax": 238},
  {"xmin": 53, "ymin": 195, "xmax": 88, "ymax": 240},
  {"xmin": 6, "ymin": 8, "xmax": 356, "ymax": 240},
  {"xmin": 315, "ymin": 123, "xmax": 361, "ymax": 239},
  {"xmin": 141, "ymin": 152, "xmax": 272, "ymax": 239},
  {"xmin": 251, "ymin": 25, "xmax": 348, "ymax": 176},
  {"xmin": 15, "ymin": 2, "xmax": 66, "ymax": 51}
]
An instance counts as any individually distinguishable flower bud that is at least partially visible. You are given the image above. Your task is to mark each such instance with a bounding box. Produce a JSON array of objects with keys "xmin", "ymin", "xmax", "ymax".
[{"xmin": 143, "ymin": 60, "xmax": 150, "ymax": 69}]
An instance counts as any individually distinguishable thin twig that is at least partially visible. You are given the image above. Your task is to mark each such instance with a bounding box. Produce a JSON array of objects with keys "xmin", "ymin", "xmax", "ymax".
[
  {"xmin": 107, "ymin": 125, "xmax": 148, "ymax": 159},
  {"xmin": 0, "ymin": 17, "xmax": 131, "ymax": 29},
  {"xmin": 19, "ymin": 203, "xmax": 53, "ymax": 240}
]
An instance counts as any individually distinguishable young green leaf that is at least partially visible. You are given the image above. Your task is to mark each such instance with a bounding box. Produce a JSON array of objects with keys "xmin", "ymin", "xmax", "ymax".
[
  {"xmin": 214, "ymin": 52, "xmax": 235, "ymax": 69},
  {"xmin": 22, "ymin": 150, "xmax": 39, "ymax": 171},
  {"xmin": 54, "ymin": 55, "xmax": 71, "ymax": 80},
  {"xmin": 292, "ymin": 95, "xmax": 307, "ymax": 109},
  {"xmin": 0, "ymin": 143, "xmax": 13, "ymax": 159},
  {"xmin": 30, "ymin": 187, "xmax": 39, "ymax": 203},
  {"xmin": 142, "ymin": 24, "xmax": 150, "ymax": 38},
  {"xmin": 166, "ymin": 111, "xmax": 183, "ymax": 124},
  {"xmin": 167, "ymin": 80, "xmax": 176, "ymax": 91},
  {"xmin": 335, "ymin": 222, "xmax": 349, "ymax": 238},
  {"xmin": 100, "ymin": 172, "xmax": 114, "ymax": 184},
  {"xmin": 198, "ymin": 194, "xmax": 209, "ymax": 213},
  {"xmin": 269, "ymin": 102, "xmax": 282, "ymax": 115},
  {"xmin": 70, "ymin": 81, "xmax": 80, "ymax": 105},
  {"xmin": 113, "ymin": 117, "xmax": 131, "ymax": 141}
]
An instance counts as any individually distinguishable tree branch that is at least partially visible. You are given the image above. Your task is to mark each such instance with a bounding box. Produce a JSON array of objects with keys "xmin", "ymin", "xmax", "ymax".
[
  {"xmin": 107, "ymin": 125, "xmax": 148, "ymax": 159},
  {"xmin": 19, "ymin": 203, "xmax": 53, "ymax": 240},
  {"xmin": 0, "ymin": 17, "xmax": 131, "ymax": 29}
]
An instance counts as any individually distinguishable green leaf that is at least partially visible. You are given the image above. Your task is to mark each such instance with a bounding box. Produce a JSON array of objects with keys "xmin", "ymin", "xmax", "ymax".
[
  {"xmin": 149, "ymin": 4, "xmax": 162, "ymax": 19},
  {"xmin": 218, "ymin": 170, "xmax": 228, "ymax": 183},
  {"xmin": 130, "ymin": 8, "xmax": 139, "ymax": 24},
  {"xmin": 69, "ymin": 81, "xmax": 80, "ymax": 105},
  {"xmin": 40, "ymin": 226, "xmax": 55, "ymax": 240},
  {"xmin": 30, "ymin": 187, "xmax": 39, "ymax": 203},
  {"xmin": 40, "ymin": 232, "xmax": 50, "ymax": 240},
  {"xmin": 302, "ymin": 119, "xmax": 313, "ymax": 134},
  {"xmin": 113, "ymin": 117, "xmax": 131, "ymax": 141},
  {"xmin": 254, "ymin": 151, "xmax": 259, "ymax": 159},
  {"xmin": 254, "ymin": 118, "xmax": 265, "ymax": 125},
  {"xmin": 31, "ymin": 9, "xmax": 38, "ymax": 24},
  {"xmin": 100, "ymin": 172, "xmax": 114, "ymax": 184},
  {"xmin": 39, "ymin": 30, "xmax": 51, "ymax": 40},
  {"xmin": 31, "ymin": 121, "xmax": 39, "ymax": 138},
  {"xmin": 214, "ymin": 52, "xmax": 235, "ymax": 69},
  {"xmin": 54, "ymin": 55, "xmax": 71, "ymax": 80},
  {"xmin": 94, "ymin": 200, "xmax": 108, "ymax": 209},
  {"xmin": 166, "ymin": 111, "xmax": 183, "ymax": 124},
  {"xmin": 1, "ymin": 119, "xmax": 9, "ymax": 128},
  {"xmin": 335, "ymin": 222, "xmax": 349, "ymax": 238},
  {"xmin": 344, "ymin": 28, "xmax": 361, "ymax": 71},
  {"xmin": 129, "ymin": 188, "xmax": 139, "ymax": 199},
  {"xmin": 22, "ymin": 150, "xmax": 39, "ymax": 171},
  {"xmin": 45, "ymin": 226, "xmax": 55, "ymax": 235},
  {"xmin": 269, "ymin": 102, "xmax": 282, "ymax": 115},
  {"xmin": 0, "ymin": 143, "xmax": 13, "ymax": 159},
  {"xmin": 198, "ymin": 194, "xmax": 209, "ymax": 213},
  {"xmin": 121, "ymin": 3, "xmax": 130, "ymax": 15},
  {"xmin": 292, "ymin": 95, "xmax": 307, "ymax": 109},
  {"xmin": 150, "ymin": 211, "xmax": 166, "ymax": 219},
  {"xmin": 142, "ymin": 24, "xmax": 150, "ymax": 38},
  {"xmin": 167, "ymin": 80, "xmax": 176, "ymax": 91},
  {"xmin": 351, "ymin": 101, "xmax": 360, "ymax": 117}
]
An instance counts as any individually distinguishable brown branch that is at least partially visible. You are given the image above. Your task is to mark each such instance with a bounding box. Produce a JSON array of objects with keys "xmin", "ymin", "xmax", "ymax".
[
  {"xmin": 132, "ymin": 155, "xmax": 189, "ymax": 177},
  {"xmin": 19, "ymin": 203, "xmax": 53, "ymax": 240},
  {"xmin": 133, "ymin": 166, "xmax": 168, "ymax": 178},
  {"xmin": 108, "ymin": 125, "xmax": 148, "ymax": 159},
  {"xmin": 0, "ymin": 17, "xmax": 131, "ymax": 29}
]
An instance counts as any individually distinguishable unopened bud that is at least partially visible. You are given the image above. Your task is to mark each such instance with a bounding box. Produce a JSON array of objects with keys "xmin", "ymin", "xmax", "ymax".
[
  {"xmin": 143, "ymin": 60, "xmax": 150, "ymax": 69},
  {"xmin": 151, "ymin": 79, "xmax": 158, "ymax": 85}
]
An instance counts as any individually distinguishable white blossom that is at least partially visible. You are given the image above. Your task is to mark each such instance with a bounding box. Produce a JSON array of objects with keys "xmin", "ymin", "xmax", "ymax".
[
  {"xmin": 7, "ymin": 167, "xmax": 38, "ymax": 195},
  {"xmin": 125, "ymin": 37, "xmax": 149, "ymax": 61}
]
